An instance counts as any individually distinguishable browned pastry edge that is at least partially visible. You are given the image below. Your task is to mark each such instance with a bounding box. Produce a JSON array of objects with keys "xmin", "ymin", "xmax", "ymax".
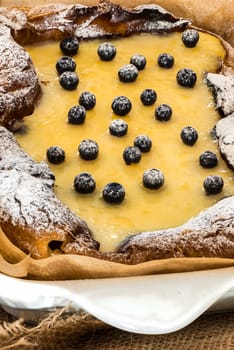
[
  {"xmin": 0, "ymin": 127, "xmax": 100, "ymax": 259},
  {"xmin": 0, "ymin": 25, "xmax": 40, "ymax": 129},
  {"xmin": 1, "ymin": 2, "xmax": 190, "ymax": 45},
  {"xmin": 0, "ymin": 1, "xmax": 233, "ymax": 264},
  {"xmin": 2, "ymin": 0, "xmax": 234, "ymax": 47},
  {"xmin": 114, "ymin": 196, "xmax": 234, "ymax": 264}
]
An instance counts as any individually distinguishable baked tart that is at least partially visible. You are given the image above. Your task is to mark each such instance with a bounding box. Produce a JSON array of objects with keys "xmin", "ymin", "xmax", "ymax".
[{"xmin": 0, "ymin": 0, "xmax": 234, "ymax": 278}]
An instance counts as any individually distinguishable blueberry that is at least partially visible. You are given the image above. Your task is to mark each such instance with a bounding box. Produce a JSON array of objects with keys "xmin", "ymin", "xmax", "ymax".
[
  {"xmin": 140, "ymin": 89, "xmax": 157, "ymax": 106},
  {"xmin": 68, "ymin": 105, "xmax": 86, "ymax": 125},
  {"xmin": 130, "ymin": 54, "xmax": 147, "ymax": 70},
  {"xmin": 56, "ymin": 56, "xmax": 76, "ymax": 75},
  {"xmin": 47, "ymin": 146, "xmax": 65, "ymax": 164},
  {"xmin": 199, "ymin": 151, "xmax": 218, "ymax": 168},
  {"xmin": 111, "ymin": 96, "xmax": 132, "ymax": 116},
  {"xmin": 78, "ymin": 91, "xmax": 96, "ymax": 110},
  {"xmin": 134, "ymin": 135, "xmax": 152, "ymax": 153},
  {"xmin": 74, "ymin": 172, "xmax": 96, "ymax": 193},
  {"xmin": 109, "ymin": 119, "xmax": 128, "ymax": 137},
  {"xmin": 118, "ymin": 64, "xmax": 138, "ymax": 83},
  {"xmin": 123, "ymin": 146, "xmax": 141, "ymax": 165},
  {"xmin": 60, "ymin": 37, "xmax": 79, "ymax": 56},
  {"xmin": 176, "ymin": 68, "xmax": 197, "ymax": 88},
  {"xmin": 78, "ymin": 139, "xmax": 99, "ymax": 160},
  {"xmin": 59, "ymin": 71, "xmax": 79, "ymax": 90},
  {"xmin": 97, "ymin": 42, "xmax": 116, "ymax": 61},
  {"xmin": 102, "ymin": 182, "xmax": 125, "ymax": 204},
  {"xmin": 155, "ymin": 104, "xmax": 172, "ymax": 122},
  {"xmin": 182, "ymin": 29, "xmax": 200, "ymax": 48},
  {"xmin": 180, "ymin": 126, "xmax": 198, "ymax": 146},
  {"xmin": 143, "ymin": 168, "xmax": 165, "ymax": 189},
  {"xmin": 157, "ymin": 53, "xmax": 174, "ymax": 68},
  {"xmin": 203, "ymin": 175, "xmax": 224, "ymax": 195}
]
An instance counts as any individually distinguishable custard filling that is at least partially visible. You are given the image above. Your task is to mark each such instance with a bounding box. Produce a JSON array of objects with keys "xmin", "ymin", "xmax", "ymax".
[{"xmin": 17, "ymin": 32, "xmax": 233, "ymax": 252}]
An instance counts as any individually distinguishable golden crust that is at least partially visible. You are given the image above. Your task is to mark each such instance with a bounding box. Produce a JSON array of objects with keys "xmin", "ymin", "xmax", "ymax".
[
  {"xmin": 0, "ymin": 1, "xmax": 233, "ymax": 268},
  {"xmin": 2, "ymin": 0, "xmax": 234, "ymax": 47},
  {"xmin": 0, "ymin": 25, "xmax": 40, "ymax": 129}
]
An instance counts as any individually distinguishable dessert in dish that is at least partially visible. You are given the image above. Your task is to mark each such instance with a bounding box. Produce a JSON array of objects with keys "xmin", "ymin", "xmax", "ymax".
[{"xmin": 0, "ymin": 1, "xmax": 234, "ymax": 266}]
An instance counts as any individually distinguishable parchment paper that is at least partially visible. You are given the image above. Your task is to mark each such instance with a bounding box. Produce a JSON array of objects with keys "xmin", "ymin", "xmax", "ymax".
[
  {"xmin": 0, "ymin": 0, "xmax": 233, "ymax": 282},
  {"xmin": 0, "ymin": 228, "xmax": 234, "ymax": 281}
]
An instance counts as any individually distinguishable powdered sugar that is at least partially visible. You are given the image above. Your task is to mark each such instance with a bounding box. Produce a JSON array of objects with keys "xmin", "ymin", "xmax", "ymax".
[
  {"xmin": 0, "ymin": 126, "xmax": 55, "ymax": 187},
  {"xmin": 0, "ymin": 25, "xmax": 39, "ymax": 128},
  {"xmin": 207, "ymin": 73, "xmax": 234, "ymax": 117},
  {"xmin": 116, "ymin": 72, "xmax": 234, "ymax": 263},
  {"xmin": 0, "ymin": 3, "xmax": 233, "ymax": 263},
  {"xmin": 208, "ymin": 73, "xmax": 234, "ymax": 169},
  {"xmin": 117, "ymin": 196, "xmax": 234, "ymax": 262},
  {"xmin": 0, "ymin": 127, "xmax": 99, "ymax": 258},
  {"xmin": 0, "ymin": 8, "xmax": 27, "ymax": 31},
  {"xmin": 0, "ymin": 168, "xmax": 75, "ymax": 231}
]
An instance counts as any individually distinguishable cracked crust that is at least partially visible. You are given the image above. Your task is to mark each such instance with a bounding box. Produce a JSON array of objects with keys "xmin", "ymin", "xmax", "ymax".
[
  {"xmin": 0, "ymin": 126, "xmax": 55, "ymax": 187},
  {"xmin": 2, "ymin": 0, "xmax": 234, "ymax": 47},
  {"xmin": 0, "ymin": 2, "xmax": 233, "ymax": 263},
  {"xmin": 0, "ymin": 25, "xmax": 40, "ymax": 129},
  {"xmin": 116, "ymin": 197, "xmax": 234, "ymax": 263},
  {"xmin": 207, "ymin": 74, "xmax": 234, "ymax": 170},
  {"xmin": 0, "ymin": 127, "xmax": 99, "ymax": 259}
]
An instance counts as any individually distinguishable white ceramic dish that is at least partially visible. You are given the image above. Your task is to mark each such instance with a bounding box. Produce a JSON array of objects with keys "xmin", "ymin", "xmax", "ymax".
[{"xmin": 1, "ymin": 267, "xmax": 234, "ymax": 334}]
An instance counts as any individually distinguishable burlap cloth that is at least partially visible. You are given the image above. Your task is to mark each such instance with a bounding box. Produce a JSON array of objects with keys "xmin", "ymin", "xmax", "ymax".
[{"xmin": 0, "ymin": 305, "xmax": 234, "ymax": 350}]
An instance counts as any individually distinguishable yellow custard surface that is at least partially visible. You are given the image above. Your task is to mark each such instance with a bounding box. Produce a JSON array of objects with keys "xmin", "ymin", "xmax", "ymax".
[{"xmin": 17, "ymin": 32, "xmax": 233, "ymax": 252}]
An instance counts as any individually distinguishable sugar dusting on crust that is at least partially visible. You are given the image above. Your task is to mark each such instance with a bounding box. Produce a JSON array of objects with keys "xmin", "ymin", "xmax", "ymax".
[
  {"xmin": 207, "ymin": 73, "xmax": 234, "ymax": 117},
  {"xmin": 0, "ymin": 8, "xmax": 27, "ymax": 31},
  {"xmin": 207, "ymin": 73, "xmax": 234, "ymax": 170},
  {"xmin": 0, "ymin": 3, "xmax": 233, "ymax": 262},
  {"xmin": 0, "ymin": 168, "xmax": 84, "ymax": 234},
  {"xmin": 216, "ymin": 115, "xmax": 234, "ymax": 170},
  {"xmin": 0, "ymin": 25, "xmax": 40, "ymax": 128},
  {"xmin": 0, "ymin": 127, "xmax": 99, "ymax": 258},
  {"xmin": 114, "ymin": 74, "xmax": 234, "ymax": 263},
  {"xmin": 116, "ymin": 197, "xmax": 234, "ymax": 263},
  {"xmin": 1, "ymin": 3, "xmax": 189, "ymax": 43},
  {"xmin": 0, "ymin": 126, "xmax": 55, "ymax": 187}
]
